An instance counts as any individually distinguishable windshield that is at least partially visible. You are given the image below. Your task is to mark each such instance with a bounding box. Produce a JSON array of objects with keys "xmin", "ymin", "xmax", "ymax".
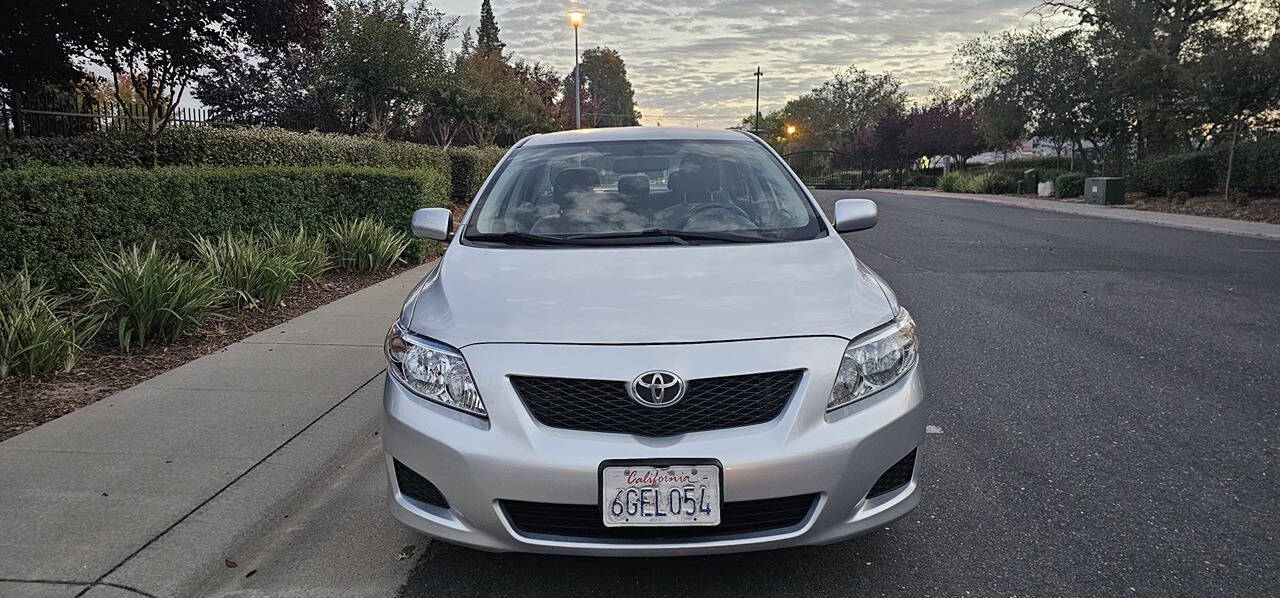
[{"xmin": 464, "ymin": 139, "xmax": 824, "ymax": 246}]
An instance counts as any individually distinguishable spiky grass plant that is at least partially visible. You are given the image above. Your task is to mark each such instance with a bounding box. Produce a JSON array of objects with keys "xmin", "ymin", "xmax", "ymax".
[
  {"xmin": 193, "ymin": 232, "xmax": 306, "ymax": 309},
  {"xmin": 0, "ymin": 270, "xmax": 102, "ymax": 377},
  {"xmin": 81, "ymin": 243, "xmax": 225, "ymax": 351},
  {"xmin": 327, "ymin": 218, "xmax": 410, "ymax": 273},
  {"xmin": 265, "ymin": 226, "xmax": 330, "ymax": 281}
]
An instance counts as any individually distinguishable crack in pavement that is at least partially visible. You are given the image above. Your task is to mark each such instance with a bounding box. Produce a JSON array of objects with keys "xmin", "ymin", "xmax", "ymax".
[{"xmin": 71, "ymin": 370, "xmax": 385, "ymax": 598}]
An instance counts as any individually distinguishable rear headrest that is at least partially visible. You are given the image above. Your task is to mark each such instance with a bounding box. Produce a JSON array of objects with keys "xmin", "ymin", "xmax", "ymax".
[
  {"xmin": 553, "ymin": 167, "xmax": 600, "ymax": 193},
  {"xmin": 617, "ymin": 174, "xmax": 650, "ymax": 196}
]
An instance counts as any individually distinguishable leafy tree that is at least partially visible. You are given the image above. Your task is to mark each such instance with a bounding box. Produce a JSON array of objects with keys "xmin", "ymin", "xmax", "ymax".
[
  {"xmin": 0, "ymin": 1, "xmax": 93, "ymax": 135},
  {"xmin": 1183, "ymin": 10, "xmax": 1280, "ymax": 199},
  {"xmin": 562, "ymin": 47, "xmax": 640, "ymax": 127},
  {"xmin": 318, "ymin": 0, "xmax": 455, "ymax": 137},
  {"xmin": 476, "ymin": 0, "xmax": 505, "ymax": 56},
  {"xmin": 974, "ymin": 93, "xmax": 1028, "ymax": 160},
  {"xmin": 870, "ymin": 108, "xmax": 912, "ymax": 184},
  {"xmin": 1037, "ymin": 0, "xmax": 1248, "ymax": 154},
  {"xmin": 905, "ymin": 90, "xmax": 985, "ymax": 164},
  {"xmin": 75, "ymin": 0, "xmax": 327, "ymax": 163}
]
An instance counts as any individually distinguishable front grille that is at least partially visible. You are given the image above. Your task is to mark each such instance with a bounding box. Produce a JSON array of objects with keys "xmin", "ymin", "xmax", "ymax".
[
  {"xmin": 502, "ymin": 494, "xmax": 817, "ymax": 542},
  {"xmin": 866, "ymin": 449, "xmax": 917, "ymax": 499},
  {"xmin": 394, "ymin": 460, "xmax": 449, "ymax": 508},
  {"xmin": 511, "ymin": 370, "xmax": 802, "ymax": 436}
]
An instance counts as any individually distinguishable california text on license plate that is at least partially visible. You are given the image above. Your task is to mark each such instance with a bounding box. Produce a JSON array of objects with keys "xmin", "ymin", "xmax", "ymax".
[{"xmin": 601, "ymin": 464, "xmax": 721, "ymax": 527}]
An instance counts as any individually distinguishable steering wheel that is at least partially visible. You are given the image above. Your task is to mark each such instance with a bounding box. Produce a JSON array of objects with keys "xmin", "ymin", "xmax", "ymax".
[{"xmin": 680, "ymin": 202, "xmax": 752, "ymax": 224}]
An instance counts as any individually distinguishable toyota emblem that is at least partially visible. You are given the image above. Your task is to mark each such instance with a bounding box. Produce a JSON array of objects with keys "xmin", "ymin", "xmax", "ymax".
[{"xmin": 629, "ymin": 370, "xmax": 686, "ymax": 408}]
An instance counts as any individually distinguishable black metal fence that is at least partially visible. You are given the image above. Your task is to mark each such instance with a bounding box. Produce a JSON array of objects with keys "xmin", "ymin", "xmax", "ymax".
[{"xmin": 2, "ymin": 91, "xmax": 228, "ymax": 139}]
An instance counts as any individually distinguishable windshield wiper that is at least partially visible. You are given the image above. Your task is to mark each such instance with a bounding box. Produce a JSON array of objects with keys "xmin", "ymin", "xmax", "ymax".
[
  {"xmin": 465, "ymin": 231, "xmax": 585, "ymax": 246},
  {"xmin": 565, "ymin": 228, "xmax": 784, "ymax": 244}
]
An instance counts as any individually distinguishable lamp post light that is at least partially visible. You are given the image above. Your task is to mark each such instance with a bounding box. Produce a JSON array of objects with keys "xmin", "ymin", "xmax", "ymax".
[
  {"xmin": 753, "ymin": 66, "xmax": 763, "ymax": 134},
  {"xmin": 786, "ymin": 125, "xmax": 796, "ymax": 137},
  {"xmin": 568, "ymin": 8, "xmax": 585, "ymax": 129}
]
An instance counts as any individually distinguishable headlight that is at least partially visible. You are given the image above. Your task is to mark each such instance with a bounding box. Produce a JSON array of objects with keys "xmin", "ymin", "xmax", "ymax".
[
  {"xmin": 385, "ymin": 323, "xmax": 486, "ymax": 417},
  {"xmin": 829, "ymin": 308, "xmax": 919, "ymax": 411}
]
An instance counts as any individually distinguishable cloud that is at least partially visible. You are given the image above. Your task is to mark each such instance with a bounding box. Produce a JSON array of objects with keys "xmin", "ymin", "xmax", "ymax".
[{"xmin": 435, "ymin": 0, "xmax": 1045, "ymax": 126}]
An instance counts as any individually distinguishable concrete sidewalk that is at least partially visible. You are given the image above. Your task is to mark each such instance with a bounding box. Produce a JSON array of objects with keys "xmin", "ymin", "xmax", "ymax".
[
  {"xmin": 878, "ymin": 189, "xmax": 1280, "ymax": 240},
  {"xmin": 0, "ymin": 263, "xmax": 433, "ymax": 597}
]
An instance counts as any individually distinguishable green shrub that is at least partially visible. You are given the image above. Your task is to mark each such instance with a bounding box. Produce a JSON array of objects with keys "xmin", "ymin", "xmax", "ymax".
[
  {"xmin": 1214, "ymin": 138, "xmax": 1280, "ymax": 196},
  {"xmin": 0, "ymin": 269, "xmax": 102, "ymax": 377},
  {"xmin": 193, "ymin": 232, "xmax": 304, "ymax": 308},
  {"xmin": 1135, "ymin": 152, "xmax": 1216, "ymax": 196},
  {"xmin": 939, "ymin": 171, "xmax": 1017, "ymax": 194},
  {"xmin": 1055, "ymin": 172, "xmax": 1085, "ymax": 198},
  {"xmin": 266, "ymin": 226, "xmax": 330, "ymax": 281},
  {"xmin": 0, "ymin": 165, "xmax": 449, "ymax": 293},
  {"xmin": 82, "ymin": 243, "xmax": 225, "ymax": 350},
  {"xmin": 447, "ymin": 146, "xmax": 508, "ymax": 202},
  {"xmin": 937, "ymin": 172, "xmax": 965, "ymax": 192},
  {"xmin": 906, "ymin": 173, "xmax": 938, "ymax": 188},
  {"xmin": 1038, "ymin": 168, "xmax": 1070, "ymax": 184},
  {"xmin": 328, "ymin": 218, "xmax": 411, "ymax": 273}
]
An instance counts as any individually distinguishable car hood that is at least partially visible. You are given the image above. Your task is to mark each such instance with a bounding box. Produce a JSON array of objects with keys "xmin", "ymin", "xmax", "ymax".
[{"xmin": 402, "ymin": 236, "xmax": 895, "ymax": 347}]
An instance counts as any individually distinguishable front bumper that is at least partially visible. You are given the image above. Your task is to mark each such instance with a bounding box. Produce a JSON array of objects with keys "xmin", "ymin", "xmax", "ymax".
[{"xmin": 382, "ymin": 336, "xmax": 926, "ymax": 556}]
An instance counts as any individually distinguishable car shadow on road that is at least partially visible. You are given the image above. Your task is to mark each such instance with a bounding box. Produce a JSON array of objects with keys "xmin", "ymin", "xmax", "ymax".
[{"xmin": 397, "ymin": 531, "xmax": 894, "ymax": 597}]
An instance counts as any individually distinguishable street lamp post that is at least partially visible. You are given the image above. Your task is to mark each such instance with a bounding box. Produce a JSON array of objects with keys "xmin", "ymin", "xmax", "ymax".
[
  {"xmin": 568, "ymin": 8, "xmax": 585, "ymax": 129},
  {"xmin": 753, "ymin": 66, "xmax": 763, "ymax": 134}
]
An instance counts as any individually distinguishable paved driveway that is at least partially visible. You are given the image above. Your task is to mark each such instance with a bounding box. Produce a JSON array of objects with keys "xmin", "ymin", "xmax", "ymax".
[{"xmin": 399, "ymin": 190, "xmax": 1280, "ymax": 597}]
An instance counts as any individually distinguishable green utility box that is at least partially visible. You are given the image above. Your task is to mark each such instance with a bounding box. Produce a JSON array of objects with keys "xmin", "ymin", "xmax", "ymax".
[
  {"xmin": 1021, "ymin": 169, "xmax": 1038, "ymax": 194},
  {"xmin": 1084, "ymin": 177, "xmax": 1125, "ymax": 205}
]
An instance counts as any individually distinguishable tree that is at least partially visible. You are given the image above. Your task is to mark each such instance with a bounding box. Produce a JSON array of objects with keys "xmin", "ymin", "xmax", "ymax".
[
  {"xmin": 905, "ymin": 90, "xmax": 985, "ymax": 164},
  {"xmin": 476, "ymin": 0, "xmax": 505, "ymax": 56},
  {"xmin": 870, "ymin": 108, "xmax": 912, "ymax": 184},
  {"xmin": 763, "ymin": 66, "xmax": 905, "ymax": 152},
  {"xmin": 0, "ymin": 1, "xmax": 93, "ymax": 135},
  {"xmin": 77, "ymin": 0, "xmax": 327, "ymax": 163},
  {"xmin": 318, "ymin": 0, "xmax": 455, "ymax": 137},
  {"xmin": 1184, "ymin": 11, "xmax": 1280, "ymax": 200},
  {"xmin": 561, "ymin": 47, "xmax": 640, "ymax": 127},
  {"xmin": 974, "ymin": 93, "xmax": 1028, "ymax": 160},
  {"xmin": 1037, "ymin": 0, "xmax": 1248, "ymax": 154}
]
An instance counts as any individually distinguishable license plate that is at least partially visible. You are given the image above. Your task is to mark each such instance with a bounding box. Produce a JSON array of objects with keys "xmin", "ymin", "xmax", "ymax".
[{"xmin": 601, "ymin": 463, "xmax": 721, "ymax": 527}]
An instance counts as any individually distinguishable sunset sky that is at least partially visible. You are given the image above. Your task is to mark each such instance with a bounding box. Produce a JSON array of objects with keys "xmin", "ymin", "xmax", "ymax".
[{"xmin": 436, "ymin": 0, "xmax": 1049, "ymax": 127}]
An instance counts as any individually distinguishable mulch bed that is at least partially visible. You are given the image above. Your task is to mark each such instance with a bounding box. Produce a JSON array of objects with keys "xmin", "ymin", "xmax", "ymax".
[
  {"xmin": 1124, "ymin": 196, "xmax": 1280, "ymax": 224},
  {"xmin": 0, "ymin": 264, "xmax": 420, "ymax": 442}
]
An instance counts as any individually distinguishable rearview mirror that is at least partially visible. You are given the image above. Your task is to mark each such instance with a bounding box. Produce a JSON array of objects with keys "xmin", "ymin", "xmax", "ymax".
[
  {"xmin": 833, "ymin": 199, "xmax": 877, "ymax": 233},
  {"xmin": 411, "ymin": 207, "xmax": 453, "ymax": 241}
]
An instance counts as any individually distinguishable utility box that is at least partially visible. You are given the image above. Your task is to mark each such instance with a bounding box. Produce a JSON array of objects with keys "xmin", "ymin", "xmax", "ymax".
[
  {"xmin": 1022, "ymin": 169, "xmax": 1038, "ymax": 194},
  {"xmin": 1084, "ymin": 177, "xmax": 1125, "ymax": 205},
  {"xmin": 1037, "ymin": 181, "xmax": 1054, "ymax": 197}
]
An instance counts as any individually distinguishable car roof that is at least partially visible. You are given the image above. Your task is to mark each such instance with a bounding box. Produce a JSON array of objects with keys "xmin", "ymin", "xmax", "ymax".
[{"xmin": 519, "ymin": 126, "xmax": 754, "ymax": 147}]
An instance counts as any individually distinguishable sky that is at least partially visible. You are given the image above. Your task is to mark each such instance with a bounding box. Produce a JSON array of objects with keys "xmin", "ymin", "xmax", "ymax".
[{"xmin": 435, "ymin": 0, "xmax": 1051, "ymax": 128}]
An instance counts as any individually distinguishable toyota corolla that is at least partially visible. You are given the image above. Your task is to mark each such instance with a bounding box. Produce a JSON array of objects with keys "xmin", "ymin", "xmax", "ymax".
[{"xmin": 382, "ymin": 127, "xmax": 925, "ymax": 555}]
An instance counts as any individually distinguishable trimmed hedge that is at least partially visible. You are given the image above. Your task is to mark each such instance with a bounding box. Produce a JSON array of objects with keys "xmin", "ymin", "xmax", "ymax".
[
  {"xmin": 1054, "ymin": 173, "xmax": 1085, "ymax": 198},
  {"xmin": 446, "ymin": 146, "xmax": 508, "ymax": 202},
  {"xmin": 1214, "ymin": 138, "xmax": 1280, "ymax": 196},
  {"xmin": 0, "ymin": 128, "xmax": 453, "ymax": 173},
  {"xmin": 0, "ymin": 165, "xmax": 449, "ymax": 292},
  {"xmin": 1135, "ymin": 151, "xmax": 1216, "ymax": 196}
]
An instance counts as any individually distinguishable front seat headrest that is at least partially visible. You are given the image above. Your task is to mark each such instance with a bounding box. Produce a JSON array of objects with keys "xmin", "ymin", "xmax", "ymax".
[
  {"xmin": 617, "ymin": 174, "xmax": 650, "ymax": 196},
  {"xmin": 553, "ymin": 167, "xmax": 601, "ymax": 196}
]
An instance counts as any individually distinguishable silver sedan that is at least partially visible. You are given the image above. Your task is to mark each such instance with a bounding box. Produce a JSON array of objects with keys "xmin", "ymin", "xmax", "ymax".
[{"xmin": 382, "ymin": 126, "xmax": 925, "ymax": 555}]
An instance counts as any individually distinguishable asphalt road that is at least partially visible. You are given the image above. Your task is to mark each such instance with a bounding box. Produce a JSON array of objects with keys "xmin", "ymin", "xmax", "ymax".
[{"xmin": 396, "ymin": 190, "xmax": 1280, "ymax": 597}]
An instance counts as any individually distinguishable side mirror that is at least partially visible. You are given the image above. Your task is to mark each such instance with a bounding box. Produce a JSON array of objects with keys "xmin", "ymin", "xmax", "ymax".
[
  {"xmin": 411, "ymin": 207, "xmax": 453, "ymax": 241},
  {"xmin": 833, "ymin": 199, "xmax": 877, "ymax": 233}
]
